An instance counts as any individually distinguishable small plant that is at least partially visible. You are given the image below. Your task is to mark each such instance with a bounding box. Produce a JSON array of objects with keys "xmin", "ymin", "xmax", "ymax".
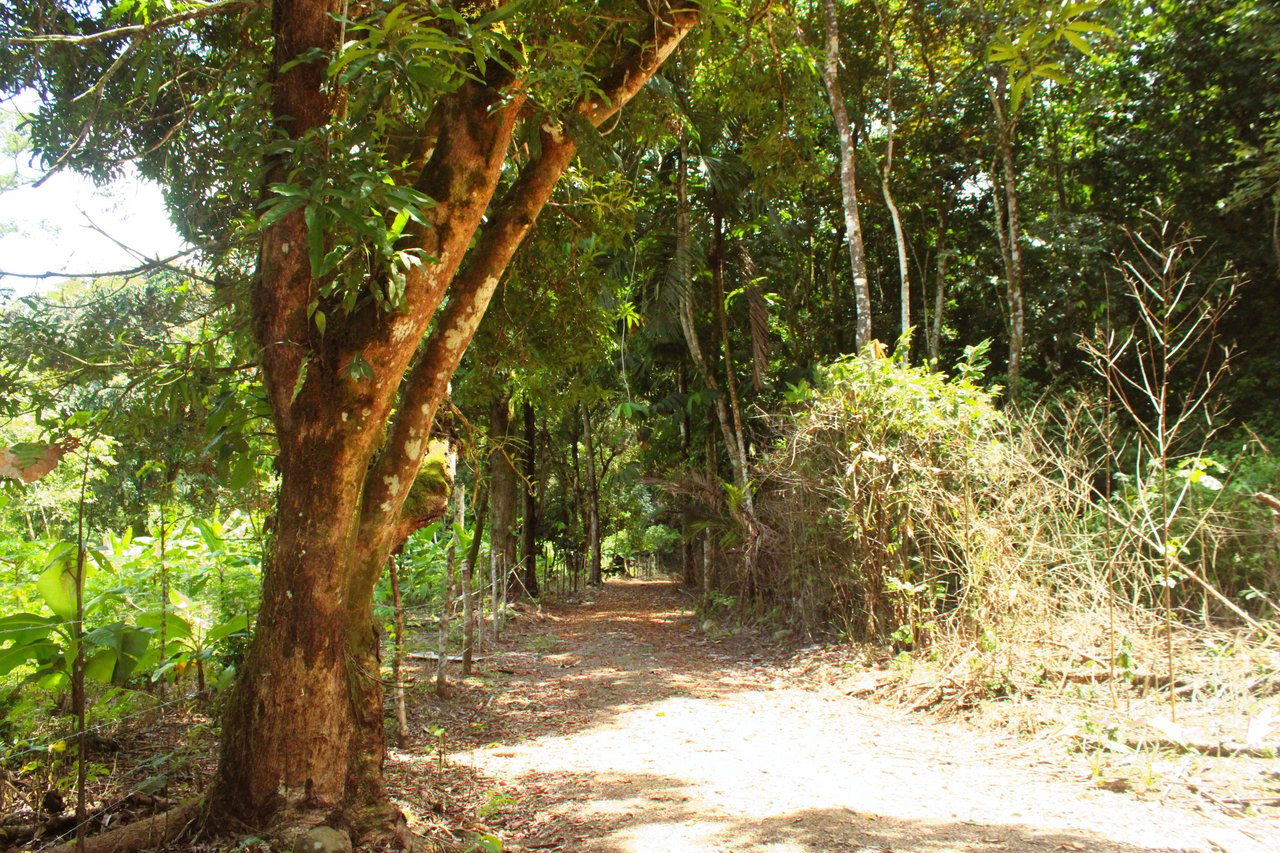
[{"xmin": 478, "ymin": 790, "xmax": 517, "ymax": 819}]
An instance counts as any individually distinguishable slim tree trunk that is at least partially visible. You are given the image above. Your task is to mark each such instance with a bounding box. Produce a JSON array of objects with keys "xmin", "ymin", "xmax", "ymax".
[
  {"xmin": 875, "ymin": 1, "xmax": 911, "ymax": 350},
  {"xmin": 582, "ymin": 408, "xmax": 603, "ymax": 586},
  {"xmin": 388, "ymin": 553, "xmax": 409, "ymax": 748},
  {"xmin": 520, "ymin": 401, "xmax": 539, "ymax": 597},
  {"xmin": 677, "ymin": 364, "xmax": 697, "ymax": 589},
  {"xmin": 461, "ymin": 488, "xmax": 487, "ymax": 677},
  {"xmin": 987, "ymin": 74, "xmax": 1026, "ymax": 393},
  {"xmin": 708, "ymin": 189, "xmax": 758, "ymax": 592},
  {"xmin": 437, "ymin": 482, "xmax": 463, "ymax": 695},
  {"xmin": 929, "ymin": 208, "xmax": 948, "ymax": 363},
  {"xmin": 674, "ymin": 138, "xmax": 742, "ymax": 492},
  {"xmin": 709, "ymin": 192, "xmax": 753, "ymax": 512},
  {"xmin": 489, "ymin": 396, "xmax": 520, "ymax": 598},
  {"xmin": 702, "ymin": 418, "xmax": 717, "ymax": 596},
  {"xmin": 818, "ymin": 0, "xmax": 873, "ymax": 352},
  {"xmin": 828, "ymin": 227, "xmax": 845, "ymax": 355}
]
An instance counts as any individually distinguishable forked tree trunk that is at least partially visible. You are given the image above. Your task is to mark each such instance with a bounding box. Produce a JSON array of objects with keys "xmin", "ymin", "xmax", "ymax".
[{"xmin": 210, "ymin": 0, "xmax": 700, "ymax": 831}]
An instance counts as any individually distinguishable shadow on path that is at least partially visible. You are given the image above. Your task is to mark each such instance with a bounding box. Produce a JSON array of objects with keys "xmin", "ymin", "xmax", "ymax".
[{"xmin": 390, "ymin": 579, "xmax": 1260, "ymax": 853}]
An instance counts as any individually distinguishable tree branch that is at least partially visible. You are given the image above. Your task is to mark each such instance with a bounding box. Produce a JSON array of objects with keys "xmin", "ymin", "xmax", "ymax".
[
  {"xmin": 12, "ymin": 0, "xmax": 253, "ymax": 46},
  {"xmin": 355, "ymin": 2, "xmax": 702, "ymax": 563}
]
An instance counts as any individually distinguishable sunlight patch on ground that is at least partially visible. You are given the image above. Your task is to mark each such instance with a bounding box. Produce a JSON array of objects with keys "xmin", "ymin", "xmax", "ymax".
[
  {"xmin": 475, "ymin": 687, "xmax": 1254, "ymax": 852},
  {"xmin": 606, "ymin": 819, "xmax": 735, "ymax": 852}
]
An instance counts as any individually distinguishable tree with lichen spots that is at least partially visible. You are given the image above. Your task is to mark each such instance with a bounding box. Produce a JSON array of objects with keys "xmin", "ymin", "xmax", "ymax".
[{"xmin": 1, "ymin": 0, "xmax": 709, "ymax": 839}]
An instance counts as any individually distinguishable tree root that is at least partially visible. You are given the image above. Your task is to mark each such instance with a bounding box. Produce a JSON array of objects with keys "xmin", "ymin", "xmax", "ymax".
[{"xmin": 40, "ymin": 798, "xmax": 203, "ymax": 853}]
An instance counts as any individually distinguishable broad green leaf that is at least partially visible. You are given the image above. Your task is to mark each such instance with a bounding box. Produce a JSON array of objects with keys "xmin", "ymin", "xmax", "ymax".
[
  {"xmin": 207, "ymin": 613, "xmax": 249, "ymax": 644},
  {"xmin": 114, "ymin": 628, "xmax": 151, "ymax": 684},
  {"xmin": 137, "ymin": 610, "xmax": 193, "ymax": 641},
  {"xmin": 85, "ymin": 649, "xmax": 118, "ymax": 683},
  {"xmin": 34, "ymin": 669, "xmax": 70, "ymax": 690},
  {"xmin": 0, "ymin": 612, "xmax": 58, "ymax": 644},
  {"xmin": 191, "ymin": 517, "xmax": 225, "ymax": 553},
  {"xmin": 1066, "ymin": 21, "xmax": 1114, "ymax": 35},
  {"xmin": 228, "ymin": 454, "xmax": 256, "ymax": 490},
  {"xmin": 36, "ymin": 561, "xmax": 78, "ymax": 620},
  {"xmin": 0, "ymin": 640, "xmax": 58, "ymax": 677},
  {"xmin": 468, "ymin": 833, "xmax": 503, "ymax": 853}
]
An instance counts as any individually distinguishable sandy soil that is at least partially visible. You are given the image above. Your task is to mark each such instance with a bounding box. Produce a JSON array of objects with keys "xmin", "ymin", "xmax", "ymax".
[{"xmin": 388, "ymin": 579, "xmax": 1277, "ymax": 853}]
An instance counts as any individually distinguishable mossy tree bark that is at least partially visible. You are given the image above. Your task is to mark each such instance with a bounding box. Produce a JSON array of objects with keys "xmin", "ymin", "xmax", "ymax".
[{"xmin": 210, "ymin": 0, "xmax": 700, "ymax": 830}]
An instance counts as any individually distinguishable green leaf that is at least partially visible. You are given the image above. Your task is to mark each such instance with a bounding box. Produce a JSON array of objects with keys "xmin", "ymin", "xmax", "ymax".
[
  {"xmin": 258, "ymin": 196, "xmax": 306, "ymax": 228},
  {"xmin": 34, "ymin": 669, "xmax": 70, "ymax": 690},
  {"xmin": 476, "ymin": 0, "xmax": 527, "ymax": 28},
  {"xmin": 305, "ymin": 204, "xmax": 327, "ymax": 275},
  {"xmin": 0, "ymin": 639, "xmax": 58, "ymax": 677},
  {"xmin": 85, "ymin": 649, "xmax": 117, "ymax": 683},
  {"xmin": 1062, "ymin": 29, "xmax": 1095, "ymax": 56},
  {"xmin": 136, "ymin": 610, "xmax": 193, "ymax": 641},
  {"xmin": 344, "ymin": 352, "xmax": 375, "ymax": 383},
  {"xmin": 0, "ymin": 612, "xmax": 58, "ymax": 645},
  {"xmin": 191, "ymin": 517, "xmax": 225, "ymax": 553},
  {"xmin": 1065, "ymin": 21, "xmax": 1114, "ymax": 35},
  {"xmin": 228, "ymin": 454, "xmax": 256, "ymax": 491},
  {"xmin": 114, "ymin": 628, "xmax": 151, "ymax": 684},
  {"xmin": 37, "ymin": 560, "xmax": 78, "ymax": 621},
  {"xmin": 1010, "ymin": 74, "xmax": 1032, "ymax": 112},
  {"xmin": 1030, "ymin": 63, "xmax": 1068, "ymax": 83},
  {"xmin": 467, "ymin": 833, "xmax": 504, "ymax": 853},
  {"xmin": 207, "ymin": 613, "xmax": 249, "ymax": 644}
]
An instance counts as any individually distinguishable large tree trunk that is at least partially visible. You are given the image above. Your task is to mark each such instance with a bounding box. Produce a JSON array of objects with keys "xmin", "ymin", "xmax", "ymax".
[
  {"xmin": 210, "ymin": 0, "xmax": 700, "ymax": 832},
  {"xmin": 818, "ymin": 0, "xmax": 873, "ymax": 352}
]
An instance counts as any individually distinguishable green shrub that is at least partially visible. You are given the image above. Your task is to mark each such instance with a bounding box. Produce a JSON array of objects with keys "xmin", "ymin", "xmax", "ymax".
[{"xmin": 753, "ymin": 345, "xmax": 1035, "ymax": 643}]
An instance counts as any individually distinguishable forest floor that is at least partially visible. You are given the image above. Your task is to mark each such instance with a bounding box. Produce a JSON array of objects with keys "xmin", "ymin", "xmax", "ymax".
[{"xmin": 389, "ymin": 578, "xmax": 1279, "ymax": 853}]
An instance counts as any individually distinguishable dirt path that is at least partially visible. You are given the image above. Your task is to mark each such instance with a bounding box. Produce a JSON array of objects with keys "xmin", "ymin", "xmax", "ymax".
[{"xmin": 393, "ymin": 579, "xmax": 1275, "ymax": 853}]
